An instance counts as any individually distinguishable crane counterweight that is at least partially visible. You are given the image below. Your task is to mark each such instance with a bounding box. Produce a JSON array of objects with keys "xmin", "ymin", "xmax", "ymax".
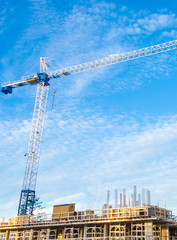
[{"xmin": 1, "ymin": 86, "xmax": 13, "ymax": 94}]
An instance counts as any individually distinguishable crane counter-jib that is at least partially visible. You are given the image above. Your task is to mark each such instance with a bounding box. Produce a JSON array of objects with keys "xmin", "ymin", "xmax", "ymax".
[{"xmin": 0, "ymin": 73, "xmax": 50, "ymax": 94}]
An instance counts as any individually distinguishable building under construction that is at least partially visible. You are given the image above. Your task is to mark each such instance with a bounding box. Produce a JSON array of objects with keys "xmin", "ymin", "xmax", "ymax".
[{"xmin": 1, "ymin": 187, "xmax": 177, "ymax": 240}]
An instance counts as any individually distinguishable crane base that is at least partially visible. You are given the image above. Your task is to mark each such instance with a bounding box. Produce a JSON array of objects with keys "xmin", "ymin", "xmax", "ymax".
[{"xmin": 18, "ymin": 190, "xmax": 35, "ymax": 216}]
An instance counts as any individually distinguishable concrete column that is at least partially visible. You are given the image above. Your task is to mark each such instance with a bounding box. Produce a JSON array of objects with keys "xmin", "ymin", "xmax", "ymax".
[
  {"xmin": 83, "ymin": 225, "xmax": 87, "ymax": 240},
  {"xmin": 145, "ymin": 222, "xmax": 153, "ymax": 240},
  {"xmin": 104, "ymin": 223, "xmax": 108, "ymax": 239},
  {"xmin": 46, "ymin": 228, "xmax": 50, "ymax": 239},
  {"xmin": 5, "ymin": 230, "xmax": 10, "ymax": 240},
  {"xmin": 80, "ymin": 227, "xmax": 83, "ymax": 239},
  {"xmin": 62, "ymin": 227, "xmax": 65, "ymax": 238},
  {"xmin": 120, "ymin": 193, "xmax": 122, "ymax": 207}
]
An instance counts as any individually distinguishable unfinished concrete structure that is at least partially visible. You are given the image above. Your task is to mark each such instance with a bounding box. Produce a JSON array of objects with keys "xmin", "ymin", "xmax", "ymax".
[{"xmin": 0, "ymin": 187, "xmax": 177, "ymax": 240}]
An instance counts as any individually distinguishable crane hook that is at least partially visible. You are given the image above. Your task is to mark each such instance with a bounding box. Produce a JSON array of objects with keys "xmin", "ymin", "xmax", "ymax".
[{"xmin": 52, "ymin": 90, "xmax": 56, "ymax": 109}]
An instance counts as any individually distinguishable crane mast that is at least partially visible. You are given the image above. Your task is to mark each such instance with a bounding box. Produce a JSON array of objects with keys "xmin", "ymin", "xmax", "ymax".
[
  {"xmin": 1, "ymin": 40, "xmax": 177, "ymax": 215},
  {"xmin": 18, "ymin": 59, "xmax": 49, "ymax": 215}
]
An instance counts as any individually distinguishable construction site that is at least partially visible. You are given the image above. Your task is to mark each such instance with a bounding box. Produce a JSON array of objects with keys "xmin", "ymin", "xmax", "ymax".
[
  {"xmin": 0, "ymin": 187, "xmax": 177, "ymax": 240},
  {"xmin": 1, "ymin": 40, "xmax": 177, "ymax": 239}
]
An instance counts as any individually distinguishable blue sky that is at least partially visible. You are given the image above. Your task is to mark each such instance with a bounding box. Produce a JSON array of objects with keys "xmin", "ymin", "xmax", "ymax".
[{"xmin": 1, "ymin": 0, "xmax": 177, "ymax": 217}]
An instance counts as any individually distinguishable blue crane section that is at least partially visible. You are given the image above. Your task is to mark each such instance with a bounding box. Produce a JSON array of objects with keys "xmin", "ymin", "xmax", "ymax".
[{"xmin": 1, "ymin": 73, "xmax": 50, "ymax": 94}]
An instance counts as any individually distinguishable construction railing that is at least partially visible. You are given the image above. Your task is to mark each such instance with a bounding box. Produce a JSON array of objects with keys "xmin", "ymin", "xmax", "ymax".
[{"xmin": 0, "ymin": 206, "xmax": 175, "ymax": 227}]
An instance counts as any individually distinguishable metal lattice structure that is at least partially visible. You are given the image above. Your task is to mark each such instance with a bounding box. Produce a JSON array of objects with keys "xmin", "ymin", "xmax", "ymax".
[
  {"xmin": 1, "ymin": 40, "xmax": 177, "ymax": 91},
  {"xmin": 18, "ymin": 59, "xmax": 49, "ymax": 215},
  {"xmin": 49, "ymin": 40, "xmax": 177, "ymax": 78},
  {"xmin": 1, "ymin": 40, "xmax": 177, "ymax": 215}
]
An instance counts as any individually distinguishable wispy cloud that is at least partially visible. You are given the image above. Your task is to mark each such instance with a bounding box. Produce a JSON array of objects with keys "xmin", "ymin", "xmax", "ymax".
[
  {"xmin": 0, "ymin": 2, "xmax": 9, "ymax": 34},
  {"xmin": 3, "ymin": 108, "xmax": 177, "ymax": 200},
  {"xmin": 1, "ymin": 104, "xmax": 177, "ymax": 216},
  {"xmin": 39, "ymin": 110, "xmax": 177, "ymax": 210},
  {"xmin": 106, "ymin": 12, "xmax": 177, "ymax": 38},
  {"xmin": 137, "ymin": 13, "xmax": 176, "ymax": 33},
  {"xmin": 48, "ymin": 193, "xmax": 85, "ymax": 205},
  {"xmin": 162, "ymin": 30, "xmax": 177, "ymax": 38}
]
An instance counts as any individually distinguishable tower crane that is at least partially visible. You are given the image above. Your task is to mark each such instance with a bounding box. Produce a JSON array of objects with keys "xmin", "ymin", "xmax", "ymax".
[{"xmin": 1, "ymin": 40, "xmax": 177, "ymax": 216}]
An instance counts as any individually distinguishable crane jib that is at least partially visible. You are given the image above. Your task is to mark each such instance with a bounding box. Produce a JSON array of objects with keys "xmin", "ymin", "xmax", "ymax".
[{"xmin": 1, "ymin": 40, "xmax": 177, "ymax": 95}]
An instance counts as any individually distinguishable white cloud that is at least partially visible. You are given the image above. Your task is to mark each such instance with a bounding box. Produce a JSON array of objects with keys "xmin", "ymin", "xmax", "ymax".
[
  {"xmin": 162, "ymin": 30, "xmax": 177, "ymax": 38},
  {"xmin": 1, "ymin": 105, "xmax": 177, "ymax": 216},
  {"xmin": 137, "ymin": 13, "xmax": 176, "ymax": 32},
  {"xmin": 36, "ymin": 110, "xmax": 177, "ymax": 212},
  {"xmin": 0, "ymin": 2, "xmax": 9, "ymax": 34},
  {"xmin": 48, "ymin": 193, "xmax": 85, "ymax": 205},
  {"xmin": 114, "ymin": 13, "xmax": 177, "ymax": 37},
  {"xmin": 119, "ymin": 5, "xmax": 128, "ymax": 12}
]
